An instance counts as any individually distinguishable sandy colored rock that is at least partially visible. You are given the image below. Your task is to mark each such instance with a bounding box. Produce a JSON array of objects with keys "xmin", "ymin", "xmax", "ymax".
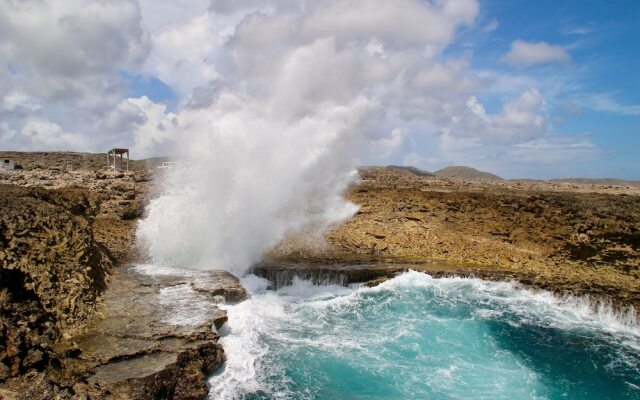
[
  {"xmin": 0, "ymin": 184, "xmax": 113, "ymax": 381},
  {"xmin": 270, "ymin": 167, "xmax": 640, "ymax": 311}
]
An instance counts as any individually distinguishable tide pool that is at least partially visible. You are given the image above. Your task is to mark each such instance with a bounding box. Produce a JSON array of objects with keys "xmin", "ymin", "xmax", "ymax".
[{"xmin": 210, "ymin": 271, "xmax": 640, "ymax": 400}]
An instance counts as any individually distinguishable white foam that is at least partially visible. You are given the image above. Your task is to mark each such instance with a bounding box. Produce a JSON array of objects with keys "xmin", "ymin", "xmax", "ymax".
[
  {"xmin": 157, "ymin": 284, "xmax": 214, "ymax": 325},
  {"xmin": 210, "ymin": 271, "xmax": 640, "ymax": 399},
  {"xmin": 133, "ymin": 263, "xmax": 201, "ymax": 277}
]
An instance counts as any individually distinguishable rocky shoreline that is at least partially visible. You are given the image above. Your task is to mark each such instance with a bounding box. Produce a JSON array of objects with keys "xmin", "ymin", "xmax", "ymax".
[
  {"xmin": 0, "ymin": 153, "xmax": 247, "ymax": 399},
  {"xmin": 1, "ymin": 152, "xmax": 639, "ymax": 398},
  {"xmin": 270, "ymin": 166, "xmax": 640, "ymax": 313}
]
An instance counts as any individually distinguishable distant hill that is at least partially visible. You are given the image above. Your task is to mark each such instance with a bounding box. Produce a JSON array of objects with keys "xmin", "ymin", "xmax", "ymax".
[
  {"xmin": 550, "ymin": 178, "xmax": 640, "ymax": 188},
  {"xmin": 434, "ymin": 166, "xmax": 503, "ymax": 181},
  {"xmin": 386, "ymin": 165, "xmax": 435, "ymax": 177}
]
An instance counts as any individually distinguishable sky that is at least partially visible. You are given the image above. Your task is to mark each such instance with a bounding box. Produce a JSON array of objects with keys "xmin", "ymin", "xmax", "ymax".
[{"xmin": 0, "ymin": 0, "xmax": 638, "ymax": 179}]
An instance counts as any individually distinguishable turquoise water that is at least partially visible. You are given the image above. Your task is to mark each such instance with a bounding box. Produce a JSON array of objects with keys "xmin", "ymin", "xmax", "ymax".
[{"xmin": 210, "ymin": 271, "xmax": 640, "ymax": 400}]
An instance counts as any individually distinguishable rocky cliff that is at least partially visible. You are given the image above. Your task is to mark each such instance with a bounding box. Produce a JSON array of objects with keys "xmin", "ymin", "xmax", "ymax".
[
  {"xmin": 0, "ymin": 161, "xmax": 241, "ymax": 399},
  {"xmin": 0, "ymin": 184, "xmax": 113, "ymax": 382}
]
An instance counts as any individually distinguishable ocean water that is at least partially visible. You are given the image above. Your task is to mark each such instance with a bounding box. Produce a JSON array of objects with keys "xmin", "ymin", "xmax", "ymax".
[{"xmin": 208, "ymin": 271, "xmax": 640, "ymax": 400}]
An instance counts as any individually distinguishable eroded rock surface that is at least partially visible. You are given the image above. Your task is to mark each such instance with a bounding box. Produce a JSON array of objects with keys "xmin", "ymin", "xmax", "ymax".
[
  {"xmin": 59, "ymin": 266, "xmax": 235, "ymax": 399},
  {"xmin": 1, "ymin": 265, "xmax": 244, "ymax": 399},
  {"xmin": 0, "ymin": 155, "xmax": 248, "ymax": 399},
  {"xmin": 0, "ymin": 184, "xmax": 113, "ymax": 382},
  {"xmin": 270, "ymin": 167, "xmax": 640, "ymax": 311},
  {"xmin": 254, "ymin": 261, "xmax": 407, "ymax": 289}
]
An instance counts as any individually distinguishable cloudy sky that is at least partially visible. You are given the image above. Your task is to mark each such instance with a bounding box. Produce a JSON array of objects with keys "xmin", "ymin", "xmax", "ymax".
[{"xmin": 1, "ymin": 0, "xmax": 638, "ymax": 179}]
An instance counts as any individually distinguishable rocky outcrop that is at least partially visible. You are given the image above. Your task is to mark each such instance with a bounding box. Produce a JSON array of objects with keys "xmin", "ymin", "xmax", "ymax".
[
  {"xmin": 269, "ymin": 167, "xmax": 640, "ymax": 311},
  {"xmin": 434, "ymin": 165, "xmax": 503, "ymax": 180},
  {"xmin": 0, "ymin": 184, "xmax": 113, "ymax": 382},
  {"xmin": 254, "ymin": 261, "xmax": 407, "ymax": 289},
  {"xmin": 58, "ymin": 267, "xmax": 235, "ymax": 400},
  {"xmin": 0, "ymin": 156, "xmax": 250, "ymax": 399},
  {"xmin": 0, "ymin": 164, "xmax": 154, "ymax": 263},
  {"xmin": 1, "ymin": 260, "xmax": 245, "ymax": 399}
]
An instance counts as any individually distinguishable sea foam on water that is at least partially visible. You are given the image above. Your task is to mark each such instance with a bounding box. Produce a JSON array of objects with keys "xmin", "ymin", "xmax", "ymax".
[{"xmin": 209, "ymin": 271, "xmax": 640, "ymax": 399}]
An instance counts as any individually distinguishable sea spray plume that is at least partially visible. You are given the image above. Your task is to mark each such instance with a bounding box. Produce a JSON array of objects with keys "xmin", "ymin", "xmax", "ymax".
[
  {"xmin": 137, "ymin": 38, "xmax": 382, "ymax": 273},
  {"xmin": 137, "ymin": 1, "xmax": 479, "ymax": 274}
]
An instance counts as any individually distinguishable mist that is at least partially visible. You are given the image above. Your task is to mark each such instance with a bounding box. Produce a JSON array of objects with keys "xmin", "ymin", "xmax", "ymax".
[{"xmin": 136, "ymin": 1, "xmax": 478, "ymax": 274}]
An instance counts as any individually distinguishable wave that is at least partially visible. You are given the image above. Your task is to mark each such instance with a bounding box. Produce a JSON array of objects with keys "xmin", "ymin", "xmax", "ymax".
[{"xmin": 209, "ymin": 271, "xmax": 640, "ymax": 399}]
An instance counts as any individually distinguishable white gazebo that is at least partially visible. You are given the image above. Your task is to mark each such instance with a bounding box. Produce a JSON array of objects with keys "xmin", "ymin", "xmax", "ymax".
[{"xmin": 107, "ymin": 148, "xmax": 130, "ymax": 171}]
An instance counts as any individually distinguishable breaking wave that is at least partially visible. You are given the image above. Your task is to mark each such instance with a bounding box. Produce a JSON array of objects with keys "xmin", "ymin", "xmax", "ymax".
[{"xmin": 210, "ymin": 271, "xmax": 640, "ymax": 399}]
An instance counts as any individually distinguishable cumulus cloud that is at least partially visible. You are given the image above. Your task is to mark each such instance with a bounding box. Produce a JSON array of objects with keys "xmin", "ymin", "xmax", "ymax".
[
  {"xmin": 10, "ymin": 118, "xmax": 87, "ymax": 151},
  {"xmin": 0, "ymin": 0, "xmax": 148, "ymax": 151},
  {"xmin": 142, "ymin": 11, "xmax": 228, "ymax": 97},
  {"xmin": 0, "ymin": 0, "xmax": 572, "ymax": 176},
  {"xmin": 0, "ymin": 0, "xmax": 148, "ymax": 100},
  {"xmin": 372, "ymin": 128, "xmax": 408, "ymax": 158},
  {"xmin": 445, "ymin": 89, "xmax": 546, "ymax": 143},
  {"xmin": 502, "ymin": 40, "xmax": 571, "ymax": 67}
]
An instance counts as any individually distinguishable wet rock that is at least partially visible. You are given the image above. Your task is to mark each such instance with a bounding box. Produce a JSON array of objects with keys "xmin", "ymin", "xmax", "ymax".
[
  {"xmin": 55, "ymin": 266, "xmax": 244, "ymax": 399},
  {"xmin": 101, "ymin": 342, "xmax": 225, "ymax": 400},
  {"xmin": 254, "ymin": 262, "xmax": 407, "ymax": 290},
  {"xmin": 191, "ymin": 271, "xmax": 250, "ymax": 303},
  {"xmin": 212, "ymin": 309, "xmax": 228, "ymax": 330}
]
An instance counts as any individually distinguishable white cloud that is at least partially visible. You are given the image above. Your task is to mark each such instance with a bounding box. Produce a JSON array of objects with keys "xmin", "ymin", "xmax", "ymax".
[
  {"xmin": 3, "ymin": 91, "xmax": 40, "ymax": 113},
  {"xmin": 445, "ymin": 89, "xmax": 546, "ymax": 143},
  {"xmin": 0, "ymin": 0, "xmax": 149, "ymax": 152},
  {"xmin": 513, "ymin": 135, "xmax": 599, "ymax": 163},
  {"xmin": 15, "ymin": 118, "xmax": 87, "ymax": 150},
  {"xmin": 372, "ymin": 128, "xmax": 407, "ymax": 158},
  {"xmin": 143, "ymin": 12, "xmax": 231, "ymax": 97},
  {"xmin": 502, "ymin": 40, "xmax": 571, "ymax": 67},
  {"xmin": 0, "ymin": 0, "xmax": 148, "ymax": 95},
  {"xmin": 399, "ymin": 129, "xmax": 599, "ymax": 179},
  {"xmin": 482, "ymin": 18, "xmax": 499, "ymax": 33},
  {"xmin": 128, "ymin": 97, "xmax": 179, "ymax": 158},
  {"xmin": 575, "ymin": 93, "xmax": 640, "ymax": 116},
  {"xmin": 138, "ymin": 0, "xmax": 209, "ymax": 32},
  {"xmin": 300, "ymin": 0, "xmax": 478, "ymax": 48},
  {"xmin": 0, "ymin": 0, "xmax": 588, "ymax": 180}
]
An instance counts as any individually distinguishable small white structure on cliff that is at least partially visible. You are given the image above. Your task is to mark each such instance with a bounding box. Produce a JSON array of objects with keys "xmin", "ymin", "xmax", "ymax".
[
  {"xmin": 157, "ymin": 161, "xmax": 176, "ymax": 170},
  {"xmin": 1, "ymin": 158, "xmax": 14, "ymax": 170}
]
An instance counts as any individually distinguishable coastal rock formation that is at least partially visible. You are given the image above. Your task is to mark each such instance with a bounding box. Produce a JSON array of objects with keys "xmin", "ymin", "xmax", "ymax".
[
  {"xmin": 0, "ymin": 184, "xmax": 113, "ymax": 382},
  {"xmin": 59, "ymin": 267, "xmax": 231, "ymax": 400},
  {"xmin": 270, "ymin": 167, "xmax": 640, "ymax": 311},
  {"xmin": 2, "ymin": 152, "xmax": 639, "ymax": 397},
  {"xmin": 1, "ymin": 241, "xmax": 243, "ymax": 399},
  {"xmin": 254, "ymin": 261, "xmax": 407, "ymax": 289},
  {"xmin": 0, "ymin": 156, "xmax": 248, "ymax": 399},
  {"xmin": 434, "ymin": 165, "xmax": 503, "ymax": 181}
]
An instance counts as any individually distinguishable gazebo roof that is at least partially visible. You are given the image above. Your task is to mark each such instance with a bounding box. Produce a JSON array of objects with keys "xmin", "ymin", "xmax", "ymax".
[{"xmin": 107, "ymin": 148, "xmax": 129, "ymax": 155}]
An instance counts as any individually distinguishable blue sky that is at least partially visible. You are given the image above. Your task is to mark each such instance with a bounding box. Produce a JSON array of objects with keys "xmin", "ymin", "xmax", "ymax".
[
  {"xmin": 421, "ymin": 0, "xmax": 637, "ymax": 179},
  {"xmin": 462, "ymin": 0, "xmax": 640, "ymax": 178},
  {"xmin": 1, "ymin": 0, "xmax": 638, "ymax": 179}
]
